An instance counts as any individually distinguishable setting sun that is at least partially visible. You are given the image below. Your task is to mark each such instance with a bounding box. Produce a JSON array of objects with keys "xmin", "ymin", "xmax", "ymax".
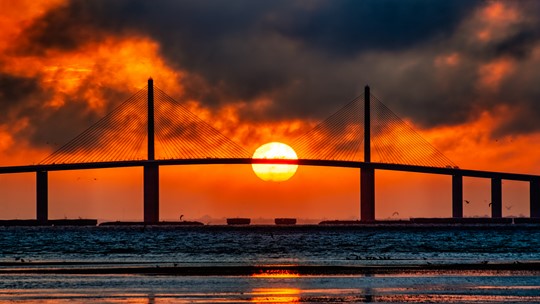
[{"xmin": 252, "ymin": 142, "xmax": 298, "ymax": 182}]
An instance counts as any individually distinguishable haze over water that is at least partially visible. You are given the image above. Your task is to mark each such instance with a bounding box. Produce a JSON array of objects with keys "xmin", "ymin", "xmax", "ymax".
[{"xmin": 2, "ymin": 225, "xmax": 540, "ymax": 303}]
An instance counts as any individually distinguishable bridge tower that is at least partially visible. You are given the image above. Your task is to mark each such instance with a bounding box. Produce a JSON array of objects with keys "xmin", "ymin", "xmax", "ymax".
[
  {"xmin": 144, "ymin": 78, "xmax": 159, "ymax": 223},
  {"xmin": 360, "ymin": 85, "xmax": 375, "ymax": 221}
]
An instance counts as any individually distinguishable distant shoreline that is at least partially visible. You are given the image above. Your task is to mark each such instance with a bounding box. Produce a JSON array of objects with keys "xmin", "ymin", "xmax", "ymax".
[{"xmin": 2, "ymin": 217, "xmax": 540, "ymax": 227}]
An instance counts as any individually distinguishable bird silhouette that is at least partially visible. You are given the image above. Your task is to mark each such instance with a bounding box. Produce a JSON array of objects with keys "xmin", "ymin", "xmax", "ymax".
[
  {"xmin": 392, "ymin": 211, "xmax": 399, "ymax": 217},
  {"xmin": 465, "ymin": 200, "xmax": 470, "ymax": 204},
  {"xmin": 488, "ymin": 202, "xmax": 493, "ymax": 207},
  {"xmin": 179, "ymin": 214, "xmax": 184, "ymax": 221},
  {"xmin": 505, "ymin": 205, "xmax": 512, "ymax": 210}
]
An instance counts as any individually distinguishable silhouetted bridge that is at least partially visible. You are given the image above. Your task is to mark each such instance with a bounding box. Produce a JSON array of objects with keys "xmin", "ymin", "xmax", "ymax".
[{"xmin": 1, "ymin": 79, "xmax": 539, "ymax": 222}]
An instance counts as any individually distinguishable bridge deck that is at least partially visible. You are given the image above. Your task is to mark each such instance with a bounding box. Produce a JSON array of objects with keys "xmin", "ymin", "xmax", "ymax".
[{"xmin": 0, "ymin": 158, "xmax": 537, "ymax": 181}]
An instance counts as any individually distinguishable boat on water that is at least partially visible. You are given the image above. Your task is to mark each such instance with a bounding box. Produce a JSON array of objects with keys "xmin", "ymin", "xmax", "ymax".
[
  {"xmin": 226, "ymin": 218, "xmax": 251, "ymax": 225},
  {"xmin": 274, "ymin": 218, "xmax": 296, "ymax": 225}
]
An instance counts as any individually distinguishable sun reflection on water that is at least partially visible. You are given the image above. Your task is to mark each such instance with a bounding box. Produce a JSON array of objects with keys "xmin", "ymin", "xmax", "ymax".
[
  {"xmin": 250, "ymin": 270, "xmax": 301, "ymax": 303},
  {"xmin": 250, "ymin": 288, "xmax": 300, "ymax": 303}
]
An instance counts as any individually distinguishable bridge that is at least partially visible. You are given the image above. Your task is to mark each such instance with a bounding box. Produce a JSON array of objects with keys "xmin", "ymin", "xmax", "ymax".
[{"xmin": 1, "ymin": 79, "xmax": 539, "ymax": 223}]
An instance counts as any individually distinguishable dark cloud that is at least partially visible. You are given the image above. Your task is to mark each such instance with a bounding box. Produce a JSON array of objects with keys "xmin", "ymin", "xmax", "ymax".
[
  {"xmin": 26, "ymin": 97, "xmax": 100, "ymax": 147},
  {"xmin": 7, "ymin": 0, "xmax": 540, "ymax": 142},
  {"xmin": 25, "ymin": 84, "xmax": 137, "ymax": 148},
  {"xmin": 0, "ymin": 73, "xmax": 136, "ymax": 149},
  {"xmin": 272, "ymin": 0, "xmax": 474, "ymax": 56},
  {"xmin": 15, "ymin": 1, "xmax": 478, "ymax": 110},
  {"xmin": 492, "ymin": 29, "xmax": 539, "ymax": 60},
  {"xmin": 0, "ymin": 73, "xmax": 45, "ymax": 120}
]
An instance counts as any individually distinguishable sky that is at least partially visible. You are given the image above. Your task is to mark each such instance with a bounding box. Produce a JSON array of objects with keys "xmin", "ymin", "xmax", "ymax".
[{"xmin": 1, "ymin": 0, "xmax": 540, "ymax": 222}]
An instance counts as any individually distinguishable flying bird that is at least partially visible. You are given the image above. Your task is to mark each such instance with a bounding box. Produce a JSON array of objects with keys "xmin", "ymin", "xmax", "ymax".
[
  {"xmin": 505, "ymin": 205, "xmax": 512, "ymax": 210},
  {"xmin": 488, "ymin": 202, "xmax": 493, "ymax": 207},
  {"xmin": 465, "ymin": 200, "xmax": 470, "ymax": 204},
  {"xmin": 392, "ymin": 212, "xmax": 399, "ymax": 216}
]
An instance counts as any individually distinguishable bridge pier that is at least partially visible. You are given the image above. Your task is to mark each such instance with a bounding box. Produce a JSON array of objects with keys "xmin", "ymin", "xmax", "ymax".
[
  {"xmin": 491, "ymin": 177, "xmax": 502, "ymax": 218},
  {"xmin": 452, "ymin": 174, "xmax": 463, "ymax": 218},
  {"xmin": 360, "ymin": 168, "xmax": 375, "ymax": 221},
  {"xmin": 531, "ymin": 178, "xmax": 540, "ymax": 218},
  {"xmin": 36, "ymin": 170, "xmax": 48, "ymax": 222},
  {"xmin": 144, "ymin": 164, "xmax": 159, "ymax": 223}
]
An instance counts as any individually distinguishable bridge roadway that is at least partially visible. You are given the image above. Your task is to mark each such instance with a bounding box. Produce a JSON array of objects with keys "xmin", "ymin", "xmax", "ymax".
[
  {"xmin": 0, "ymin": 158, "xmax": 538, "ymax": 181},
  {"xmin": 1, "ymin": 158, "xmax": 539, "ymax": 221}
]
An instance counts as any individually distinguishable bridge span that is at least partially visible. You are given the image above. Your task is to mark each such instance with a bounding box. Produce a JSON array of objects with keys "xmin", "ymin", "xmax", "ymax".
[
  {"xmin": 1, "ymin": 78, "xmax": 539, "ymax": 223},
  {"xmin": 1, "ymin": 158, "xmax": 539, "ymax": 222}
]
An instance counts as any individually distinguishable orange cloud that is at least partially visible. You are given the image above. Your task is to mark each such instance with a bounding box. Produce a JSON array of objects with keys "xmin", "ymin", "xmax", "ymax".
[
  {"xmin": 422, "ymin": 106, "xmax": 540, "ymax": 175},
  {"xmin": 475, "ymin": 2, "xmax": 520, "ymax": 42},
  {"xmin": 4, "ymin": 36, "xmax": 182, "ymax": 112},
  {"xmin": 0, "ymin": 0, "xmax": 65, "ymax": 52},
  {"xmin": 483, "ymin": 2, "xmax": 519, "ymax": 23},
  {"xmin": 477, "ymin": 58, "xmax": 514, "ymax": 91},
  {"xmin": 434, "ymin": 53, "xmax": 460, "ymax": 67},
  {"xmin": 1, "ymin": 0, "xmax": 540, "ymax": 222}
]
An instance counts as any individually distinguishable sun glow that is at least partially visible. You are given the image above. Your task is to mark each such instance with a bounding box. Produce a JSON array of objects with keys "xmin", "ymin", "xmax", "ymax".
[{"xmin": 252, "ymin": 142, "xmax": 298, "ymax": 182}]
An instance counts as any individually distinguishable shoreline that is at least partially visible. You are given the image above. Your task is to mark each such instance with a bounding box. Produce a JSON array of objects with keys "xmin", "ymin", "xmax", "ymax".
[{"xmin": 2, "ymin": 262, "xmax": 540, "ymax": 275}]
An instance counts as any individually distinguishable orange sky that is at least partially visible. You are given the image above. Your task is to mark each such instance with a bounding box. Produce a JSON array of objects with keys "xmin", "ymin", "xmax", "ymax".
[{"xmin": 1, "ymin": 1, "xmax": 540, "ymax": 222}]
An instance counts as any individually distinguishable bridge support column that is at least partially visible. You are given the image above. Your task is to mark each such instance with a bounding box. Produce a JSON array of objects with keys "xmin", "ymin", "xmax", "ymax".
[
  {"xmin": 36, "ymin": 170, "xmax": 48, "ymax": 222},
  {"xmin": 452, "ymin": 174, "xmax": 463, "ymax": 218},
  {"xmin": 361, "ymin": 168, "xmax": 375, "ymax": 222},
  {"xmin": 144, "ymin": 164, "xmax": 159, "ymax": 223},
  {"xmin": 530, "ymin": 178, "xmax": 540, "ymax": 218},
  {"xmin": 491, "ymin": 177, "xmax": 502, "ymax": 218}
]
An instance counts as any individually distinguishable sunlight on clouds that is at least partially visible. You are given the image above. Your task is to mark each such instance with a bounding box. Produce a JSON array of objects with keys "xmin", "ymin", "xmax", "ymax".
[
  {"xmin": 0, "ymin": 0, "xmax": 65, "ymax": 51},
  {"xmin": 434, "ymin": 53, "xmax": 461, "ymax": 68},
  {"xmin": 477, "ymin": 58, "xmax": 514, "ymax": 91},
  {"xmin": 474, "ymin": 2, "xmax": 520, "ymax": 42}
]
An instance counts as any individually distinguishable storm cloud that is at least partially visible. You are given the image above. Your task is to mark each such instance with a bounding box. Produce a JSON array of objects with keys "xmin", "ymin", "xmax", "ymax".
[{"xmin": 4, "ymin": 0, "xmax": 540, "ymax": 148}]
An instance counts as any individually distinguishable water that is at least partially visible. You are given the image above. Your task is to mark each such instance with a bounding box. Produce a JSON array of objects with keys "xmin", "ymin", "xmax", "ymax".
[
  {"xmin": 2, "ymin": 225, "xmax": 540, "ymax": 303},
  {"xmin": 2, "ymin": 225, "xmax": 539, "ymax": 265}
]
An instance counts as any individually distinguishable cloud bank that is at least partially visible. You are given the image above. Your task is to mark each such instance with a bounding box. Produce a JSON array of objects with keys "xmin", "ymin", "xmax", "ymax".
[{"xmin": 2, "ymin": 0, "xmax": 540, "ymax": 151}]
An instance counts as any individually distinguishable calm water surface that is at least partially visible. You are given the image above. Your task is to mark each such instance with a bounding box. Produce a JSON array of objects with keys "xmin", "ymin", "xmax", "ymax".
[{"xmin": 1, "ymin": 225, "xmax": 540, "ymax": 303}]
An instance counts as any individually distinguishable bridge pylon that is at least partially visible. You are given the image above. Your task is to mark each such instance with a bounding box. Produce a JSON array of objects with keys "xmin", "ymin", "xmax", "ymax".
[
  {"xmin": 360, "ymin": 85, "xmax": 375, "ymax": 221},
  {"xmin": 144, "ymin": 78, "xmax": 159, "ymax": 223}
]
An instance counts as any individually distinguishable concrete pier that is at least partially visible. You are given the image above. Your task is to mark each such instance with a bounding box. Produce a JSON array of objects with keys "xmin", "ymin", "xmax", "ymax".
[
  {"xmin": 36, "ymin": 170, "xmax": 48, "ymax": 221},
  {"xmin": 452, "ymin": 174, "xmax": 463, "ymax": 218},
  {"xmin": 143, "ymin": 165, "xmax": 159, "ymax": 223},
  {"xmin": 361, "ymin": 168, "xmax": 375, "ymax": 221},
  {"xmin": 531, "ymin": 178, "xmax": 540, "ymax": 218},
  {"xmin": 491, "ymin": 177, "xmax": 502, "ymax": 218}
]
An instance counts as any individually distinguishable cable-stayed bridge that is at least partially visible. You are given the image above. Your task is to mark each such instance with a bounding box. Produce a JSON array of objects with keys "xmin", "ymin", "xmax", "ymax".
[{"xmin": 1, "ymin": 79, "xmax": 539, "ymax": 223}]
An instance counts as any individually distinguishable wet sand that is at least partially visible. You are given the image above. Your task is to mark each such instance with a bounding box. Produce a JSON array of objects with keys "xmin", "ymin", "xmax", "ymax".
[
  {"xmin": 2, "ymin": 263, "xmax": 540, "ymax": 303},
  {"xmin": 2, "ymin": 261, "xmax": 540, "ymax": 275}
]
